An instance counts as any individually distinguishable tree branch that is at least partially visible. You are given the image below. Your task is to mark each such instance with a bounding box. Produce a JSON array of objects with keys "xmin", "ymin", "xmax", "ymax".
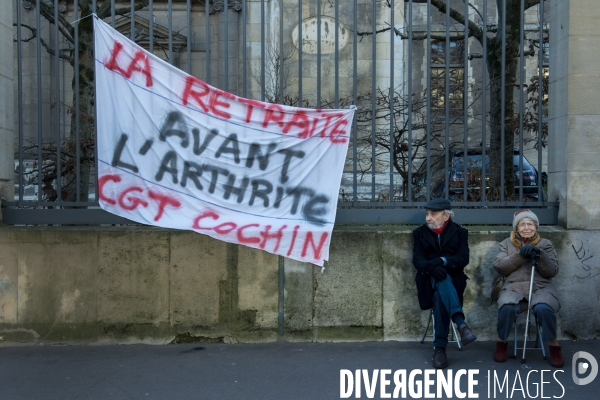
[
  {"xmin": 406, "ymin": 0, "xmax": 483, "ymax": 44},
  {"xmin": 15, "ymin": 23, "xmax": 74, "ymax": 65},
  {"xmin": 39, "ymin": 0, "xmax": 75, "ymax": 44},
  {"xmin": 14, "ymin": 23, "xmax": 38, "ymax": 43},
  {"xmin": 357, "ymin": 25, "xmax": 465, "ymax": 42},
  {"xmin": 468, "ymin": 2, "xmax": 484, "ymax": 23}
]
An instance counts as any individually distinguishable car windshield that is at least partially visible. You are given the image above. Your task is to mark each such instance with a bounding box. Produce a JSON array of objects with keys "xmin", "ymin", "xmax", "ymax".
[
  {"xmin": 452, "ymin": 153, "xmax": 534, "ymax": 170},
  {"xmin": 513, "ymin": 155, "xmax": 534, "ymax": 169},
  {"xmin": 452, "ymin": 154, "xmax": 489, "ymax": 169}
]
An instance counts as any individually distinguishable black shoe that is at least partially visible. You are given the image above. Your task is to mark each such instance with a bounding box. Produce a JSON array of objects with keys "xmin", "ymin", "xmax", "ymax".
[
  {"xmin": 458, "ymin": 324, "xmax": 477, "ymax": 346},
  {"xmin": 432, "ymin": 347, "xmax": 449, "ymax": 369}
]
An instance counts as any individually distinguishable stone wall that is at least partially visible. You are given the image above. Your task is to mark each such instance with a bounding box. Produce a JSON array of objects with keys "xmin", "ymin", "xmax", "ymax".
[{"xmin": 0, "ymin": 225, "xmax": 598, "ymax": 344}]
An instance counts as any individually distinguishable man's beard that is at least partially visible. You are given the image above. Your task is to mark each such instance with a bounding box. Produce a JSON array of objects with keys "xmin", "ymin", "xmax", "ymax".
[{"xmin": 427, "ymin": 221, "xmax": 444, "ymax": 230}]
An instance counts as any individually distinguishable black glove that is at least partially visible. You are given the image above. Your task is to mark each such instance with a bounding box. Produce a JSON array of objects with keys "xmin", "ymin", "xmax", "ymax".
[
  {"xmin": 520, "ymin": 245, "xmax": 540, "ymax": 259},
  {"xmin": 424, "ymin": 258, "xmax": 444, "ymax": 274},
  {"xmin": 431, "ymin": 266, "xmax": 448, "ymax": 282}
]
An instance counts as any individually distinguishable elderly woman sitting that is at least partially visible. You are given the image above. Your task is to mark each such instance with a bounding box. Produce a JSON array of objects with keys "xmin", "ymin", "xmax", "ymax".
[{"xmin": 492, "ymin": 209, "xmax": 563, "ymax": 367}]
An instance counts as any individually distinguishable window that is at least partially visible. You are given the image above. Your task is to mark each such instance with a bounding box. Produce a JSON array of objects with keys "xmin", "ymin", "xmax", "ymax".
[{"xmin": 430, "ymin": 40, "xmax": 465, "ymax": 118}]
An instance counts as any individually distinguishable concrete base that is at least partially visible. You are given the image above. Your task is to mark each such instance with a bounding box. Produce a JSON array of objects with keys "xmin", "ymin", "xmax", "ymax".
[{"xmin": 0, "ymin": 226, "xmax": 598, "ymax": 344}]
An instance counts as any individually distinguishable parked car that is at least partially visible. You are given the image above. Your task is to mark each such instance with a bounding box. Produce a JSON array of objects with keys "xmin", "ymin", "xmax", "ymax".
[{"xmin": 427, "ymin": 147, "xmax": 545, "ymax": 201}]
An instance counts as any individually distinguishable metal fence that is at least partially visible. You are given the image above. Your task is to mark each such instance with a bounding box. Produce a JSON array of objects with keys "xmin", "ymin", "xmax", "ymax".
[{"xmin": 4, "ymin": 0, "xmax": 557, "ymax": 225}]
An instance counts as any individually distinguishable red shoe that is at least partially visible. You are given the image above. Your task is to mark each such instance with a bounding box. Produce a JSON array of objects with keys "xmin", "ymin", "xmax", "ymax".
[
  {"xmin": 494, "ymin": 341, "xmax": 508, "ymax": 362},
  {"xmin": 549, "ymin": 345, "xmax": 564, "ymax": 368}
]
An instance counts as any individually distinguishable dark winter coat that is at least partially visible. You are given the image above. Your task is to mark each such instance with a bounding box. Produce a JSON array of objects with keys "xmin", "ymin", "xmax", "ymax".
[{"xmin": 412, "ymin": 219, "xmax": 470, "ymax": 309}]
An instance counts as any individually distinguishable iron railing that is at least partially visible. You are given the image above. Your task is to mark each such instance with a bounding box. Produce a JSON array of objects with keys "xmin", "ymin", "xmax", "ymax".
[{"xmin": 5, "ymin": 0, "xmax": 557, "ymax": 225}]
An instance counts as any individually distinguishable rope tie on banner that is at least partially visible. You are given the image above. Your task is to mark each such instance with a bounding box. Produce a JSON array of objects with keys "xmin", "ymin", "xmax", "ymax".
[{"xmin": 71, "ymin": 13, "xmax": 97, "ymax": 25}]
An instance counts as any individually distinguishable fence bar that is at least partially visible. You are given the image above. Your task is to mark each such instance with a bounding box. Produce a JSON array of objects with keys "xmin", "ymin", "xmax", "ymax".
[
  {"xmin": 444, "ymin": 0, "xmax": 450, "ymax": 200},
  {"xmin": 481, "ymin": 0, "xmax": 487, "ymax": 203},
  {"xmin": 54, "ymin": 0, "xmax": 62, "ymax": 206},
  {"xmin": 335, "ymin": 0, "xmax": 339, "ymax": 109},
  {"xmin": 426, "ymin": 0, "xmax": 432, "ymax": 200},
  {"xmin": 36, "ymin": 0, "xmax": 43, "ymax": 204},
  {"xmin": 0, "ymin": 206, "xmax": 559, "ymax": 227},
  {"xmin": 186, "ymin": 0, "xmax": 191, "ymax": 75},
  {"xmin": 75, "ymin": 0, "xmax": 81, "ymax": 202},
  {"xmin": 538, "ymin": 0, "xmax": 545, "ymax": 201},
  {"xmin": 260, "ymin": 0, "xmax": 265, "ymax": 101},
  {"xmin": 297, "ymin": 0, "xmax": 303, "ymax": 106},
  {"xmin": 93, "ymin": 0, "xmax": 99, "ymax": 202},
  {"xmin": 371, "ymin": 0, "xmax": 376, "ymax": 201},
  {"xmin": 407, "ymin": 0, "xmax": 413, "ymax": 203},
  {"xmin": 205, "ymin": 0, "xmax": 210, "ymax": 84},
  {"xmin": 168, "ymin": 0, "xmax": 173, "ymax": 64},
  {"xmin": 278, "ymin": 255, "xmax": 284, "ymax": 336},
  {"xmin": 279, "ymin": 0, "xmax": 283, "ymax": 103},
  {"xmin": 148, "ymin": 0, "xmax": 153, "ymax": 53},
  {"xmin": 317, "ymin": 0, "xmax": 322, "ymax": 107},
  {"xmin": 336, "ymin": 200, "xmax": 558, "ymax": 208},
  {"xmin": 242, "ymin": 0, "xmax": 247, "ymax": 98},
  {"xmin": 463, "ymin": 0, "xmax": 469, "ymax": 201},
  {"xmin": 111, "ymin": 0, "xmax": 115, "ymax": 27},
  {"xmin": 389, "ymin": 1, "xmax": 395, "ymax": 201},
  {"xmin": 16, "ymin": 0, "xmax": 24, "ymax": 204},
  {"xmin": 500, "ymin": 0, "xmax": 506, "ymax": 201},
  {"xmin": 352, "ymin": 0, "xmax": 358, "ymax": 206},
  {"xmin": 335, "ymin": 207, "xmax": 558, "ymax": 226},
  {"xmin": 130, "ymin": 0, "xmax": 135, "ymax": 40},
  {"xmin": 518, "ymin": 0, "xmax": 525, "ymax": 201},
  {"xmin": 224, "ymin": 0, "xmax": 229, "ymax": 91}
]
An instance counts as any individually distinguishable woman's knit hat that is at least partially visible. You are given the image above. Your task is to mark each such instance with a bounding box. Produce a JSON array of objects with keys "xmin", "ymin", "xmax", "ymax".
[{"xmin": 512, "ymin": 209, "xmax": 539, "ymax": 231}]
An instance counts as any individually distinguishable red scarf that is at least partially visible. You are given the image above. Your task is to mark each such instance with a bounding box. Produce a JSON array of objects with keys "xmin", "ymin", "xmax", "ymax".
[{"xmin": 432, "ymin": 220, "xmax": 449, "ymax": 235}]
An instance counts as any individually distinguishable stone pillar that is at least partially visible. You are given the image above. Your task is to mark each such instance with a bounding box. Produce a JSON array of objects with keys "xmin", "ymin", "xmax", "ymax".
[
  {"xmin": 0, "ymin": 0, "xmax": 15, "ymax": 210},
  {"xmin": 548, "ymin": 0, "xmax": 600, "ymax": 229}
]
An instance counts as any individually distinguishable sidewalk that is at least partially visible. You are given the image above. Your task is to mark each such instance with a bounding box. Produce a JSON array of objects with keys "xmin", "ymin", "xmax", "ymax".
[{"xmin": 0, "ymin": 340, "xmax": 598, "ymax": 399}]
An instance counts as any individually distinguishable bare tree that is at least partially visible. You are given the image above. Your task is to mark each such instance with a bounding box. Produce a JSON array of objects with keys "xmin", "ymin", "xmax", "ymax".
[
  {"xmin": 351, "ymin": 86, "xmax": 472, "ymax": 201},
  {"xmin": 250, "ymin": 40, "xmax": 303, "ymax": 106},
  {"xmin": 16, "ymin": 0, "xmax": 150, "ymax": 203},
  {"xmin": 405, "ymin": 0, "xmax": 545, "ymax": 198},
  {"xmin": 522, "ymin": 70, "xmax": 548, "ymax": 149}
]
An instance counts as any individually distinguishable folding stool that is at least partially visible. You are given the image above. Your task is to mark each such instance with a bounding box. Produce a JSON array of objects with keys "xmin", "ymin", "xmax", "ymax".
[
  {"xmin": 513, "ymin": 314, "xmax": 547, "ymax": 361},
  {"xmin": 420, "ymin": 307, "xmax": 462, "ymax": 350}
]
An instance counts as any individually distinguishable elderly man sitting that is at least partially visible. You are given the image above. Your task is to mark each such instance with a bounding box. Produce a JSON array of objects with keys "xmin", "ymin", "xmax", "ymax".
[{"xmin": 412, "ymin": 198, "xmax": 477, "ymax": 369}]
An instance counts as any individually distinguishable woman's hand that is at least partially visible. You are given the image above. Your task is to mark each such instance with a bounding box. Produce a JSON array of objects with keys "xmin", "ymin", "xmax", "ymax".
[{"xmin": 520, "ymin": 245, "xmax": 540, "ymax": 259}]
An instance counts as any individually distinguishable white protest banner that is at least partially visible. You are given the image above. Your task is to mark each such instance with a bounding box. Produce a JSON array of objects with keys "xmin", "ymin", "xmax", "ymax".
[{"xmin": 93, "ymin": 16, "xmax": 353, "ymax": 266}]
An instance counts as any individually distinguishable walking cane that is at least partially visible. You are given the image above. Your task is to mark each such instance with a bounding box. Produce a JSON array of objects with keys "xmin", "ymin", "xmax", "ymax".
[{"xmin": 521, "ymin": 253, "xmax": 540, "ymax": 363}]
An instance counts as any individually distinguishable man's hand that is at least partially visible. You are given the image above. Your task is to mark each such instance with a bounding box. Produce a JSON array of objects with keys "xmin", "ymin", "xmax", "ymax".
[
  {"xmin": 424, "ymin": 258, "xmax": 444, "ymax": 274},
  {"xmin": 431, "ymin": 266, "xmax": 448, "ymax": 282}
]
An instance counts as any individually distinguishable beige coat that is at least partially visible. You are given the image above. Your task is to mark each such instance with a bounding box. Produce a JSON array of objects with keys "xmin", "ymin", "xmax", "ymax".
[{"xmin": 493, "ymin": 237, "xmax": 560, "ymax": 312}]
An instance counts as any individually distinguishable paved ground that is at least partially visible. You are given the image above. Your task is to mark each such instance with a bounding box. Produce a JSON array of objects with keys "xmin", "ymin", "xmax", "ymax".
[{"xmin": 0, "ymin": 339, "xmax": 598, "ymax": 399}]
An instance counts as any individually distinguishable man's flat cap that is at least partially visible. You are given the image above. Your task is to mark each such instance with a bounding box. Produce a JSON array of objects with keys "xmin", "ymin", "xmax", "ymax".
[{"xmin": 424, "ymin": 198, "xmax": 452, "ymax": 211}]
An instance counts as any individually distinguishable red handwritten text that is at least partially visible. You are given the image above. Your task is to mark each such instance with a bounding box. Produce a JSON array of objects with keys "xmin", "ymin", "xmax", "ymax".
[
  {"xmin": 192, "ymin": 210, "xmax": 328, "ymax": 261},
  {"xmin": 99, "ymin": 174, "xmax": 181, "ymax": 221},
  {"xmin": 106, "ymin": 41, "xmax": 154, "ymax": 87},
  {"xmin": 181, "ymin": 76, "xmax": 349, "ymax": 143}
]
